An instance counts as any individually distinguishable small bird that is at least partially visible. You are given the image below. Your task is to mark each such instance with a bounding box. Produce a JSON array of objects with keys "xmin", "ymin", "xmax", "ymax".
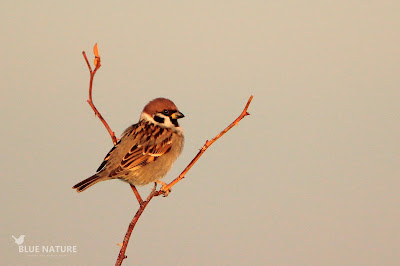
[
  {"xmin": 73, "ymin": 98, "xmax": 184, "ymax": 192},
  {"xmin": 12, "ymin": 235, "xmax": 25, "ymax": 245}
]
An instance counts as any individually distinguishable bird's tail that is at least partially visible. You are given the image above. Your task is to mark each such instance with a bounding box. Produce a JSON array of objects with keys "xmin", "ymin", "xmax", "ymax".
[
  {"xmin": 72, "ymin": 174, "xmax": 105, "ymax": 192},
  {"xmin": 12, "ymin": 235, "xmax": 17, "ymax": 241}
]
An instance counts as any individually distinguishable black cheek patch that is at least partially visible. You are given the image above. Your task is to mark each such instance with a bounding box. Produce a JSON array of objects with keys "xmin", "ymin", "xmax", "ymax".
[
  {"xmin": 171, "ymin": 119, "xmax": 179, "ymax": 127},
  {"xmin": 154, "ymin": 115, "xmax": 165, "ymax": 124}
]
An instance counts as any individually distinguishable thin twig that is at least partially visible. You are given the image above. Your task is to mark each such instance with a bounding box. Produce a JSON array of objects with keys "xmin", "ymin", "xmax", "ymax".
[
  {"xmin": 115, "ymin": 95, "xmax": 253, "ymax": 265},
  {"xmin": 160, "ymin": 95, "xmax": 253, "ymax": 193},
  {"xmin": 82, "ymin": 48, "xmax": 118, "ymax": 146},
  {"xmin": 82, "ymin": 45, "xmax": 143, "ymax": 206},
  {"xmin": 130, "ymin": 184, "xmax": 144, "ymax": 205}
]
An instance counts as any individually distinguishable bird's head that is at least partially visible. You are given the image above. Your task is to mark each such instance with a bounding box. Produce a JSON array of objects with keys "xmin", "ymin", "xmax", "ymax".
[{"xmin": 140, "ymin": 98, "xmax": 185, "ymax": 129}]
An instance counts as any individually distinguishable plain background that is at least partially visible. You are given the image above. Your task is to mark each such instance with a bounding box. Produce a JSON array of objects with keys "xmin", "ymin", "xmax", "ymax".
[{"xmin": 1, "ymin": 1, "xmax": 399, "ymax": 265}]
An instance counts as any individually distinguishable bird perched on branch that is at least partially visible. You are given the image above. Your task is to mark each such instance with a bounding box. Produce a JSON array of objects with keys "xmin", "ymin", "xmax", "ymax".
[{"xmin": 72, "ymin": 98, "xmax": 184, "ymax": 192}]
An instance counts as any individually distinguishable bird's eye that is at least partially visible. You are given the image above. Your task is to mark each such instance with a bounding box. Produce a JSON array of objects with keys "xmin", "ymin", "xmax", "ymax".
[{"xmin": 162, "ymin": 109, "xmax": 169, "ymax": 115}]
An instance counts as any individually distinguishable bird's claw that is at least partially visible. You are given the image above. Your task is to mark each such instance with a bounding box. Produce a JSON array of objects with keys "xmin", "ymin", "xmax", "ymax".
[
  {"xmin": 155, "ymin": 181, "xmax": 171, "ymax": 197},
  {"xmin": 160, "ymin": 186, "xmax": 171, "ymax": 197}
]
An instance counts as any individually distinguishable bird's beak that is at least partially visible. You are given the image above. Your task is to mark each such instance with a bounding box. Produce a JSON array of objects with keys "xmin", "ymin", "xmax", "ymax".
[{"xmin": 171, "ymin": 111, "xmax": 185, "ymax": 119}]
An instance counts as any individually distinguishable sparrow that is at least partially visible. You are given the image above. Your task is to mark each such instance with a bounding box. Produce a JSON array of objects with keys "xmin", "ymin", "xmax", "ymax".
[{"xmin": 72, "ymin": 98, "xmax": 184, "ymax": 192}]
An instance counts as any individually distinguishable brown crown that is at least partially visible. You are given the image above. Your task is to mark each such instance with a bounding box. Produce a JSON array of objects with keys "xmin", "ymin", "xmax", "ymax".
[{"xmin": 142, "ymin": 98, "xmax": 179, "ymax": 115}]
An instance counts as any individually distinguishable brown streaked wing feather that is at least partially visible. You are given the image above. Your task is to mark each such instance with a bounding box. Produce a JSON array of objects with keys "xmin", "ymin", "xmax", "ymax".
[
  {"xmin": 96, "ymin": 139, "xmax": 121, "ymax": 172},
  {"xmin": 97, "ymin": 123, "xmax": 139, "ymax": 174},
  {"xmin": 108, "ymin": 123, "xmax": 174, "ymax": 178}
]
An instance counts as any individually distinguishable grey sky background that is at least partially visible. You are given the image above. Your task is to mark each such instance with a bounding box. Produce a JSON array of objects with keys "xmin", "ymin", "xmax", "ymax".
[{"xmin": 1, "ymin": 1, "xmax": 399, "ymax": 265}]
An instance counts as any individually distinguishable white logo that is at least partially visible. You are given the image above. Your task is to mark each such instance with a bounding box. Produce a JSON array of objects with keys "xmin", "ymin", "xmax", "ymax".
[
  {"xmin": 12, "ymin": 235, "xmax": 26, "ymax": 245},
  {"xmin": 12, "ymin": 235, "xmax": 77, "ymax": 256}
]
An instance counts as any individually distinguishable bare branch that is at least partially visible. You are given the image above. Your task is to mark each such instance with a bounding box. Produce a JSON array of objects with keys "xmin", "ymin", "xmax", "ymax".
[
  {"xmin": 115, "ymin": 95, "xmax": 254, "ymax": 264},
  {"xmin": 82, "ymin": 44, "xmax": 145, "ymax": 207},
  {"xmin": 160, "ymin": 95, "xmax": 253, "ymax": 194},
  {"xmin": 81, "ymin": 43, "xmax": 254, "ymax": 266},
  {"xmin": 82, "ymin": 44, "xmax": 118, "ymax": 145},
  {"xmin": 115, "ymin": 184, "xmax": 158, "ymax": 266},
  {"xmin": 130, "ymin": 184, "xmax": 144, "ymax": 205}
]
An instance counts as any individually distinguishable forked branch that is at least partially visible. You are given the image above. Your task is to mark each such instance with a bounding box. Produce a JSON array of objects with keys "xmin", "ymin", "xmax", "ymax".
[
  {"xmin": 115, "ymin": 95, "xmax": 253, "ymax": 265},
  {"xmin": 82, "ymin": 43, "xmax": 118, "ymax": 145},
  {"xmin": 81, "ymin": 44, "xmax": 253, "ymax": 266},
  {"xmin": 82, "ymin": 44, "xmax": 143, "ymax": 206}
]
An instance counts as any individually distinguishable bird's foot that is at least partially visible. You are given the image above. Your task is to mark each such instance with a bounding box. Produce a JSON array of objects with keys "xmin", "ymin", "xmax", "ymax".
[{"xmin": 156, "ymin": 181, "xmax": 171, "ymax": 197}]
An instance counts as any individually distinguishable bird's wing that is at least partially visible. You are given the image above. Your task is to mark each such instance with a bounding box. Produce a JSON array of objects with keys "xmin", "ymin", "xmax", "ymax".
[
  {"xmin": 96, "ymin": 139, "xmax": 121, "ymax": 172},
  {"xmin": 108, "ymin": 122, "xmax": 174, "ymax": 178}
]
